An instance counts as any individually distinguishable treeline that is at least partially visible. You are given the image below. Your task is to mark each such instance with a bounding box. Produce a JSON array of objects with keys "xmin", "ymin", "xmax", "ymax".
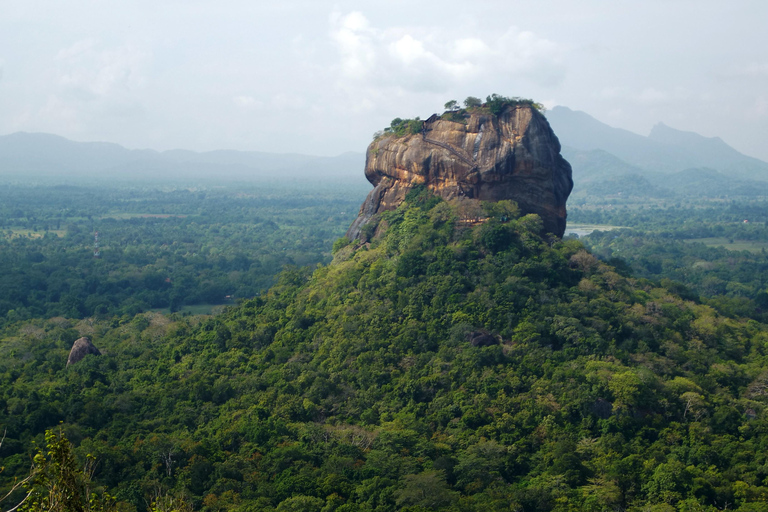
[
  {"xmin": 569, "ymin": 199, "xmax": 768, "ymax": 228},
  {"xmin": 374, "ymin": 93, "xmax": 545, "ymax": 139}
]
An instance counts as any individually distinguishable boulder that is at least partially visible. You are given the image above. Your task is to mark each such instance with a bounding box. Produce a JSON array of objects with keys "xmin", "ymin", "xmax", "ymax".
[{"xmin": 67, "ymin": 336, "xmax": 101, "ymax": 366}]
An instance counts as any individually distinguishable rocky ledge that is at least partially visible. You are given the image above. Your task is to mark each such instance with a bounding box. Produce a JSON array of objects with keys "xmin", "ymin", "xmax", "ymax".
[{"xmin": 346, "ymin": 103, "xmax": 573, "ymax": 239}]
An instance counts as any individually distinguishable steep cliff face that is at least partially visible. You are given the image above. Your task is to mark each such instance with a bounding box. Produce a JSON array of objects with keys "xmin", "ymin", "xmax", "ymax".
[{"xmin": 346, "ymin": 105, "xmax": 573, "ymax": 239}]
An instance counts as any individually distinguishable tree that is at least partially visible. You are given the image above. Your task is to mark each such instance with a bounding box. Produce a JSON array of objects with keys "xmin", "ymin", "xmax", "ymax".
[
  {"xmin": 463, "ymin": 96, "xmax": 482, "ymax": 109},
  {"xmin": 148, "ymin": 492, "xmax": 194, "ymax": 512},
  {"xmin": 444, "ymin": 100, "xmax": 459, "ymax": 112},
  {"xmin": 486, "ymin": 94, "xmax": 509, "ymax": 115},
  {"xmin": 18, "ymin": 429, "xmax": 116, "ymax": 512},
  {"xmin": 1, "ymin": 429, "xmax": 35, "ymax": 512},
  {"xmin": 394, "ymin": 471, "xmax": 457, "ymax": 509}
]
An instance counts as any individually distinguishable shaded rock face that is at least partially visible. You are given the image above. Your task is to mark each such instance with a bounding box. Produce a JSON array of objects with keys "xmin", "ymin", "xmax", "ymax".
[
  {"xmin": 67, "ymin": 337, "xmax": 101, "ymax": 366},
  {"xmin": 468, "ymin": 331, "xmax": 498, "ymax": 347},
  {"xmin": 346, "ymin": 105, "xmax": 573, "ymax": 239}
]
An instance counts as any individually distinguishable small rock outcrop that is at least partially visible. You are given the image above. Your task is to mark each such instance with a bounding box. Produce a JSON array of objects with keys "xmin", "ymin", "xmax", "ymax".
[
  {"xmin": 468, "ymin": 331, "xmax": 499, "ymax": 347},
  {"xmin": 67, "ymin": 337, "xmax": 101, "ymax": 366},
  {"xmin": 346, "ymin": 104, "xmax": 573, "ymax": 239}
]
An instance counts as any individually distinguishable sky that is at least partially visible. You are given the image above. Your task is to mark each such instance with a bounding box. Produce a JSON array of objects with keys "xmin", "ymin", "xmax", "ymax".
[{"xmin": 1, "ymin": 0, "xmax": 767, "ymax": 161}]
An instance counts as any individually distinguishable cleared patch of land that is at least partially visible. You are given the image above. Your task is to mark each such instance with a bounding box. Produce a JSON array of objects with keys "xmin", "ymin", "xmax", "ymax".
[
  {"xmin": 99, "ymin": 213, "xmax": 189, "ymax": 219},
  {"xmin": 683, "ymin": 237, "xmax": 768, "ymax": 252},
  {"xmin": 3, "ymin": 228, "xmax": 66, "ymax": 239}
]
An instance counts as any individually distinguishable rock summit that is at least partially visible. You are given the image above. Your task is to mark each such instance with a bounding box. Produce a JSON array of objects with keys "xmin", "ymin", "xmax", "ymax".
[{"xmin": 347, "ymin": 102, "xmax": 573, "ymax": 239}]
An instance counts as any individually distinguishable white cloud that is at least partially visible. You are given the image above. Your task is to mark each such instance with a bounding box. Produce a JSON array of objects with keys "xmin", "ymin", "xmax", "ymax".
[
  {"xmin": 328, "ymin": 11, "xmax": 566, "ymax": 96},
  {"xmin": 390, "ymin": 35, "xmax": 429, "ymax": 66},
  {"xmin": 338, "ymin": 11, "xmax": 369, "ymax": 32},
  {"xmin": 56, "ymin": 40, "xmax": 149, "ymax": 98},
  {"xmin": 2, "ymin": 40, "xmax": 153, "ymax": 142},
  {"xmin": 329, "ymin": 11, "xmax": 377, "ymax": 81},
  {"xmin": 453, "ymin": 38, "xmax": 491, "ymax": 60}
]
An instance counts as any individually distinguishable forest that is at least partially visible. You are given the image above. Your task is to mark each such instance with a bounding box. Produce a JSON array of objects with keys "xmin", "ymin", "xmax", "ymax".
[
  {"xmin": 0, "ymin": 182, "xmax": 365, "ymax": 324},
  {"xmin": 569, "ymin": 196, "xmax": 768, "ymax": 322},
  {"xmin": 2, "ymin": 181, "xmax": 768, "ymax": 511}
]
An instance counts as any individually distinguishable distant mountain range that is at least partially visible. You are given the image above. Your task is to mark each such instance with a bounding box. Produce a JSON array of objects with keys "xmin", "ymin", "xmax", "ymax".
[
  {"xmin": 546, "ymin": 106, "xmax": 768, "ymax": 198},
  {"xmin": 0, "ymin": 132, "xmax": 367, "ymax": 184},
  {"xmin": 4, "ymin": 108, "xmax": 768, "ymax": 198}
]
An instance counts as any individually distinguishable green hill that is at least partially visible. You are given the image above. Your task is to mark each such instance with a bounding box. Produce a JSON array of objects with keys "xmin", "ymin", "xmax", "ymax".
[{"xmin": 2, "ymin": 191, "xmax": 768, "ymax": 511}]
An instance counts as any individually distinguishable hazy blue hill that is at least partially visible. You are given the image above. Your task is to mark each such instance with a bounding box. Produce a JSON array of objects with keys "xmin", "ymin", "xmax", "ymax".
[
  {"xmin": 547, "ymin": 106, "xmax": 768, "ymax": 181},
  {"xmin": 0, "ymin": 132, "xmax": 365, "ymax": 183},
  {"xmin": 561, "ymin": 147, "xmax": 672, "ymax": 199},
  {"xmin": 546, "ymin": 106, "xmax": 691, "ymax": 173},
  {"xmin": 648, "ymin": 122, "xmax": 738, "ymax": 164},
  {"xmin": 648, "ymin": 123, "xmax": 768, "ymax": 180},
  {"xmin": 561, "ymin": 147, "xmax": 645, "ymax": 182},
  {"xmin": 0, "ymin": 132, "xmax": 156, "ymax": 175},
  {"xmin": 562, "ymin": 146, "xmax": 673, "ymax": 200}
]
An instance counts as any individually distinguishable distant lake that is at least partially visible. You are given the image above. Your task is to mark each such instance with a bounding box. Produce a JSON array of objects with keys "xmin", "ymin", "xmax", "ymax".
[{"xmin": 564, "ymin": 223, "xmax": 625, "ymax": 238}]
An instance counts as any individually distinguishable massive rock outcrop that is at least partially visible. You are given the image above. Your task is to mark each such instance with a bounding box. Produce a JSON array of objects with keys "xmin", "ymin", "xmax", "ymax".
[{"xmin": 346, "ymin": 104, "xmax": 573, "ymax": 239}]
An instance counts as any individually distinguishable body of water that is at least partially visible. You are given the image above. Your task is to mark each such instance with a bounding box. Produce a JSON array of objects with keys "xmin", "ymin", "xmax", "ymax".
[{"xmin": 564, "ymin": 224, "xmax": 624, "ymax": 238}]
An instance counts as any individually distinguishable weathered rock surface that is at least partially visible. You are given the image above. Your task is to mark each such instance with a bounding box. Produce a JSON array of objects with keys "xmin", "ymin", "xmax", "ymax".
[
  {"xmin": 67, "ymin": 336, "xmax": 101, "ymax": 366},
  {"xmin": 346, "ymin": 105, "xmax": 573, "ymax": 239},
  {"xmin": 468, "ymin": 331, "xmax": 499, "ymax": 347}
]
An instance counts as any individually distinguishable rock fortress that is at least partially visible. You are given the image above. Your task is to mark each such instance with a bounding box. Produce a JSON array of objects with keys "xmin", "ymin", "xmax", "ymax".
[{"xmin": 347, "ymin": 99, "xmax": 573, "ymax": 240}]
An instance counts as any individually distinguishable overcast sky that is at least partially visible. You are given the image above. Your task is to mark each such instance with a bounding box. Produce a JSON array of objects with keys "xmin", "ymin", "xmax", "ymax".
[{"xmin": 2, "ymin": 0, "xmax": 767, "ymax": 161}]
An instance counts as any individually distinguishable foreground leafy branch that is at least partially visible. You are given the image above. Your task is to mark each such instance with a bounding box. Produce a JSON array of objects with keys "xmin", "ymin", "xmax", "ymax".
[
  {"xmin": 16, "ymin": 429, "xmax": 115, "ymax": 512},
  {"xmin": 1, "ymin": 429, "xmax": 34, "ymax": 512}
]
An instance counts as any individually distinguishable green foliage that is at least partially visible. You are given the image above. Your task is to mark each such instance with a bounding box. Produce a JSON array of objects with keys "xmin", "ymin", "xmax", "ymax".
[
  {"xmin": 149, "ymin": 493, "xmax": 194, "ymax": 512},
  {"xmin": 19, "ymin": 429, "xmax": 116, "ymax": 512},
  {"xmin": 441, "ymin": 109, "xmax": 468, "ymax": 123},
  {"xmin": 404, "ymin": 185, "xmax": 442, "ymax": 212},
  {"xmin": 376, "ymin": 94, "xmax": 546, "ymax": 139},
  {"xmin": 359, "ymin": 220, "xmax": 378, "ymax": 242},
  {"xmin": 382, "ymin": 117, "xmax": 422, "ymax": 138},
  {"xmin": 2, "ymin": 198, "xmax": 768, "ymax": 511},
  {"xmin": 395, "ymin": 470, "xmax": 457, "ymax": 509},
  {"xmin": 573, "ymin": 199, "xmax": 768, "ymax": 322},
  {"xmin": 463, "ymin": 96, "xmax": 482, "ymax": 109},
  {"xmin": 443, "ymin": 100, "xmax": 459, "ymax": 112},
  {"xmin": 332, "ymin": 236, "xmax": 351, "ymax": 254},
  {"xmin": 0, "ymin": 183, "xmax": 362, "ymax": 324},
  {"xmin": 485, "ymin": 93, "xmax": 544, "ymax": 115}
]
